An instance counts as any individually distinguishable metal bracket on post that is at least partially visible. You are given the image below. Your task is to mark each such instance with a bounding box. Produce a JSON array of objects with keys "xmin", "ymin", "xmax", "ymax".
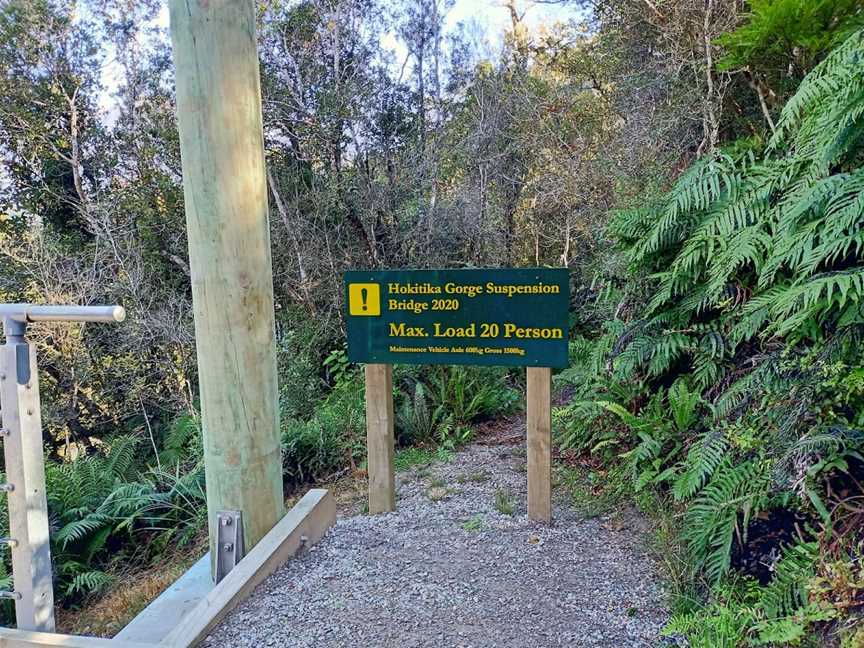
[
  {"xmin": 215, "ymin": 510, "xmax": 244, "ymax": 584},
  {"xmin": 0, "ymin": 303, "xmax": 125, "ymax": 633}
]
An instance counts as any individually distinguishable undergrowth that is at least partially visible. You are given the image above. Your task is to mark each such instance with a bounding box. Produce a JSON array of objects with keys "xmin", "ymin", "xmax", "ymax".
[{"xmin": 554, "ymin": 28, "xmax": 864, "ymax": 647}]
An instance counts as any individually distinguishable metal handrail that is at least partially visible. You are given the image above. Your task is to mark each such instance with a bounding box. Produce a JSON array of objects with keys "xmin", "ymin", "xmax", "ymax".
[{"xmin": 0, "ymin": 304, "xmax": 125, "ymax": 324}]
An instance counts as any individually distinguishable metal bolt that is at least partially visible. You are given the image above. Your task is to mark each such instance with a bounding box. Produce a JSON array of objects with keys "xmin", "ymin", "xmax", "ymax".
[
  {"xmin": 26, "ymin": 409, "xmax": 32, "ymax": 416},
  {"xmin": 0, "ymin": 484, "xmax": 14, "ymax": 492},
  {"xmin": 223, "ymin": 542, "xmax": 234, "ymax": 552},
  {"xmin": 0, "ymin": 537, "xmax": 18, "ymax": 548},
  {"xmin": 0, "ymin": 591, "xmax": 21, "ymax": 601},
  {"xmin": 0, "ymin": 428, "xmax": 9, "ymax": 437},
  {"xmin": 221, "ymin": 517, "xmax": 233, "ymax": 526}
]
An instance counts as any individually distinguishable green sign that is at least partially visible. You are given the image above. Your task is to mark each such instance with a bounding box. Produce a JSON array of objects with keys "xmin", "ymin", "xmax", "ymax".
[{"xmin": 345, "ymin": 268, "xmax": 569, "ymax": 368}]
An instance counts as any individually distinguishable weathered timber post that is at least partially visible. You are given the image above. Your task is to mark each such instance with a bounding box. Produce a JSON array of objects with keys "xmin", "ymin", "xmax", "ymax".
[
  {"xmin": 527, "ymin": 367, "xmax": 552, "ymax": 522},
  {"xmin": 168, "ymin": 0, "xmax": 285, "ymax": 569},
  {"xmin": 365, "ymin": 364, "xmax": 395, "ymax": 513}
]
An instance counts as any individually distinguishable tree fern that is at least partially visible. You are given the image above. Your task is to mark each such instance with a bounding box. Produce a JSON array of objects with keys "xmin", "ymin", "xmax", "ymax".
[{"xmin": 611, "ymin": 29, "xmax": 864, "ymax": 378}]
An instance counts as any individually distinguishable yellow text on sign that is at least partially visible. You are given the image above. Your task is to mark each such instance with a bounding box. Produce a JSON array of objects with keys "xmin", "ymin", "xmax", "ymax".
[{"xmin": 348, "ymin": 283, "xmax": 381, "ymax": 316}]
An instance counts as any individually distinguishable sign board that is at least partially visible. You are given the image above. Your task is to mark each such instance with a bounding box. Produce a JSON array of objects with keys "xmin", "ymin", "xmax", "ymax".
[{"xmin": 345, "ymin": 268, "xmax": 569, "ymax": 368}]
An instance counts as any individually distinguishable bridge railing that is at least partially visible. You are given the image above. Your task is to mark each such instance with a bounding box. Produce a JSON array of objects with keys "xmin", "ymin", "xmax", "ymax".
[{"xmin": 0, "ymin": 304, "xmax": 125, "ymax": 631}]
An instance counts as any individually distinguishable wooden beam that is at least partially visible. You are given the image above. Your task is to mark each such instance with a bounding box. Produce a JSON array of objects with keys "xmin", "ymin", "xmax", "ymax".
[
  {"xmin": 160, "ymin": 489, "xmax": 336, "ymax": 648},
  {"xmin": 0, "ymin": 628, "xmax": 151, "ymax": 648},
  {"xmin": 527, "ymin": 367, "xmax": 552, "ymax": 522},
  {"xmin": 365, "ymin": 364, "xmax": 395, "ymax": 514},
  {"xmin": 114, "ymin": 554, "xmax": 212, "ymax": 643},
  {"xmin": 168, "ymin": 0, "xmax": 284, "ymax": 561}
]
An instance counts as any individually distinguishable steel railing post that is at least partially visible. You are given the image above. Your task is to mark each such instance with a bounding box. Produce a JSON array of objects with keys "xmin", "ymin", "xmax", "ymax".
[
  {"xmin": 0, "ymin": 316, "xmax": 54, "ymax": 631},
  {"xmin": 0, "ymin": 304, "xmax": 124, "ymax": 631}
]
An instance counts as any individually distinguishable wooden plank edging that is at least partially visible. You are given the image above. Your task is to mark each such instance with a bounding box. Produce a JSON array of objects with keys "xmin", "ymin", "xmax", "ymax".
[
  {"xmin": 160, "ymin": 488, "xmax": 336, "ymax": 647},
  {"xmin": 0, "ymin": 628, "xmax": 153, "ymax": 647},
  {"xmin": 115, "ymin": 554, "xmax": 212, "ymax": 643}
]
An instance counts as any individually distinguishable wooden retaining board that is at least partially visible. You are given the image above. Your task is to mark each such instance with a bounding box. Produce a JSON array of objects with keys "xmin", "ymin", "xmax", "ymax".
[{"xmin": 0, "ymin": 489, "xmax": 336, "ymax": 648}]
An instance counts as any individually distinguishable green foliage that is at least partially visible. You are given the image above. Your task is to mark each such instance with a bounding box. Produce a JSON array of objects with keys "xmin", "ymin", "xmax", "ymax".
[
  {"xmin": 111, "ymin": 466, "xmax": 207, "ymax": 548},
  {"xmin": 611, "ymin": 31, "xmax": 864, "ymax": 364},
  {"xmin": 322, "ymin": 346, "xmax": 353, "ymax": 390},
  {"xmin": 556, "ymin": 29, "xmax": 864, "ymax": 646},
  {"xmin": 663, "ymin": 579, "xmax": 757, "ymax": 648},
  {"xmin": 277, "ymin": 314, "xmax": 333, "ymax": 421},
  {"xmin": 664, "ymin": 542, "xmax": 827, "ymax": 647},
  {"xmin": 46, "ymin": 435, "xmax": 139, "ymax": 553},
  {"xmin": 281, "ymin": 377, "xmax": 365, "ymax": 484},
  {"xmin": 0, "ymin": 434, "xmax": 208, "ymax": 620},
  {"xmin": 428, "ymin": 366, "xmax": 520, "ymax": 425},
  {"xmin": 684, "ymin": 459, "xmax": 772, "ymax": 585},
  {"xmin": 159, "ymin": 413, "xmax": 201, "ymax": 469},
  {"xmin": 717, "ymin": 0, "xmax": 864, "ymax": 91},
  {"xmin": 599, "ymin": 380, "xmax": 705, "ymax": 492},
  {"xmin": 673, "ymin": 431, "xmax": 729, "ymax": 502},
  {"xmin": 393, "ymin": 446, "xmax": 453, "ymax": 471},
  {"xmin": 61, "ymin": 568, "xmax": 114, "ymax": 598},
  {"xmin": 396, "ymin": 381, "xmax": 451, "ymax": 446},
  {"xmin": 554, "ymin": 328, "xmax": 646, "ymax": 458},
  {"xmin": 493, "ymin": 489, "xmax": 516, "ymax": 516},
  {"xmin": 460, "ymin": 515, "xmax": 484, "ymax": 533}
]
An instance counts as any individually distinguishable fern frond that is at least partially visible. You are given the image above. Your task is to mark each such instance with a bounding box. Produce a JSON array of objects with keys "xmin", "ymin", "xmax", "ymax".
[
  {"xmin": 55, "ymin": 513, "xmax": 111, "ymax": 548},
  {"xmin": 684, "ymin": 459, "xmax": 771, "ymax": 584},
  {"xmin": 673, "ymin": 431, "xmax": 729, "ymax": 502}
]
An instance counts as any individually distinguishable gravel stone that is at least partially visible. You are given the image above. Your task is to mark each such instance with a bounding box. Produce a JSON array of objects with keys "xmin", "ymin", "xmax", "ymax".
[{"xmin": 203, "ymin": 444, "xmax": 670, "ymax": 647}]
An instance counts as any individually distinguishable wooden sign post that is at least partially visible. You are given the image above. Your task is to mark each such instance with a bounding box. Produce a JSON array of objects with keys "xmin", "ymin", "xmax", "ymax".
[
  {"xmin": 347, "ymin": 269, "xmax": 568, "ymax": 520},
  {"xmin": 365, "ymin": 364, "xmax": 395, "ymax": 513},
  {"xmin": 527, "ymin": 367, "xmax": 552, "ymax": 522}
]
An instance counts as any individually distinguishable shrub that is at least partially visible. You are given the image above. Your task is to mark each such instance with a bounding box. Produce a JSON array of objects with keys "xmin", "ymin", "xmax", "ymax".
[
  {"xmin": 396, "ymin": 381, "xmax": 445, "ymax": 446},
  {"xmin": 276, "ymin": 310, "xmax": 331, "ymax": 421},
  {"xmin": 428, "ymin": 366, "xmax": 520, "ymax": 424},
  {"xmin": 281, "ymin": 376, "xmax": 365, "ymax": 484}
]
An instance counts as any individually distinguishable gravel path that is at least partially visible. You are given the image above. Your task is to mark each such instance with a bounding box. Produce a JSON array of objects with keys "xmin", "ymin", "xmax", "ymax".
[{"xmin": 203, "ymin": 443, "xmax": 670, "ymax": 648}]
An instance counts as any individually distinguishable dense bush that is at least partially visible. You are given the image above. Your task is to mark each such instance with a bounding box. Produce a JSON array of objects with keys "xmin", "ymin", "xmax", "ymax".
[
  {"xmin": 281, "ymin": 373, "xmax": 366, "ymax": 484},
  {"xmin": 556, "ymin": 29, "xmax": 864, "ymax": 647},
  {"xmin": 395, "ymin": 365, "xmax": 521, "ymax": 448}
]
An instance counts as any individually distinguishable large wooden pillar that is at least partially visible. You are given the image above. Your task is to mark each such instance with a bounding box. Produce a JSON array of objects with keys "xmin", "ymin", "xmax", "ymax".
[{"xmin": 168, "ymin": 0, "xmax": 284, "ymax": 568}]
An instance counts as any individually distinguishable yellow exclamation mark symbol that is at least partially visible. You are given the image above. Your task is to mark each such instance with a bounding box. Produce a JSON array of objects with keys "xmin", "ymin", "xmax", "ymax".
[{"xmin": 349, "ymin": 283, "xmax": 380, "ymax": 316}]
